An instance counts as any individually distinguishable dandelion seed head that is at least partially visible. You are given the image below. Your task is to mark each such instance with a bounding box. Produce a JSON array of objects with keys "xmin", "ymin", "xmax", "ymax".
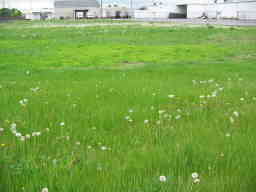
[
  {"xmin": 159, "ymin": 176, "xmax": 167, "ymax": 182},
  {"xmin": 41, "ymin": 188, "xmax": 49, "ymax": 192},
  {"xmin": 192, "ymin": 172, "xmax": 199, "ymax": 179},
  {"xmin": 60, "ymin": 122, "xmax": 65, "ymax": 126},
  {"xmin": 25, "ymin": 134, "xmax": 31, "ymax": 139},
  {"xmin": 15, "ymin": 132, "xmax": 22, "ymax": 137},
  {"xmin": 233, "ymin": 111, "xmax": 239, "ymax": 117},
  {"xmin": 20, "ymin": 136, "xmax": 26, "ymax": 141},
  {"xmin": 168, "ymin": 94, "xmax": 175, "ymax": 99},
  {"xmin": 193, "ymin": 178, "xmax": 200, "ymax": 184},
  {"xmin": 230, "ymin": 117, "xmax": 234, "ymax": 123},
  {"xmin": 101, "ymin": 146, "xmax": 107, "ymax": 151}
]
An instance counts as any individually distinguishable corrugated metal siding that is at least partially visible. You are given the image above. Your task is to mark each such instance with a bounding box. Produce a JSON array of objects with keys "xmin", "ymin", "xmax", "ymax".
[{"xmin": 55, "ymin": 0, "xmax": 100, "ymax": 8}]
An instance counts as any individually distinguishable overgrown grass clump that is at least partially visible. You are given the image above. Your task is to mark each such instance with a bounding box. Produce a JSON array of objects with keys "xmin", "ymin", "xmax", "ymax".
[{"xmin": 0, "ymin": 21, "xmax": 256, "ymax": 192}]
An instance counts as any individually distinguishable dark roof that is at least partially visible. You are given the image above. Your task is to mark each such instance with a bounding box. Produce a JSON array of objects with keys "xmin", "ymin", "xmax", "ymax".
[{"xmin": 55, "ymin": 0, "xmax": 100, "ymax": 8}]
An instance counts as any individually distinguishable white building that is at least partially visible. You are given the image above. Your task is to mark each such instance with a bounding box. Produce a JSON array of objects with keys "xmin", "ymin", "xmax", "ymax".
[
  {"xmin": 134, "ymin": 1, "xmax": 186, "ymax": 19},
  {"xmin": 184, "ymin": 0, "xmax": 256, "ymax": 20},
  {"xmin": 102, "ymin": 3, "xmax": 132, "ymax": 18},
  {"xmin": 134, "ymin": 0, "xmax": 256, "ymax": 20}
]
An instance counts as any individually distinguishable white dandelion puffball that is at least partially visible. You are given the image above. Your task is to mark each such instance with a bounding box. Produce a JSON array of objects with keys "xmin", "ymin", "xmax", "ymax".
[
  {"xmin": 193, "ymin": 178, "xmax": 200, "ymax": 184},
  {"xmin": 159, "ymin": 176, "xmax": 167, "ymax": 182},
  {"xmin": 15, "ymin": 132, "xmax": 22, "ymax": 137},
  {"xmin": 233, "ymin": 111, "xmax": 239, "ymax": 117},
  {"xmin": 10, "ymin": 123, "xmax": 17, "ymax": 130},
  {"xmin": 25, "ymin": 134, "xmax": 31, "ymax": 139},
  {"xmin": 230, "ymin": 117, "xmax": 234, "ymax": 124},
  {"xmin": 144, "ymin": 120, "xmax": 149, "ymax": 124},
  {"xmin": 41, "ymin": 187, "xmax": 49, "ymax": 192},
  {"xmin": 192, "ymin": 172, "xmax": 199, "ymax": 179},
  {"xmin": 60, "ymin": 122, "xmax": 65, "ymax": 126},
  {"xmin": 168, "ymin": 94, "xmax": 175, "ymax": 98},
  {"xmin": 101, "ymin": 146, "xmax": 107, "ymax": 151},
  {"xmin": 20, "ymin": 136, "xmax": 26, "ymax": 141}
]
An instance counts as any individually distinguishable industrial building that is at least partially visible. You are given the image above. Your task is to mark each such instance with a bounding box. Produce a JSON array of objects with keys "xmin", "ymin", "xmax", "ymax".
[
  {"xmin": 1, "ymin": 0, "xmax": 255, "ymax": 20},
  {"xmin": 134, "ymin": 0, "xmax": 256, "ymax": 20},
  {"xmin": 54, "ymin": 0, "xmax": 100, "ymax": 19}
]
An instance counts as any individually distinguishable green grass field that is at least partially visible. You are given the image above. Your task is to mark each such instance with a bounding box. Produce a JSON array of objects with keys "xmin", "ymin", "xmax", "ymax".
[{"xmin": 1, "ymin": 20, "xmax": 256, "ymax": 192}]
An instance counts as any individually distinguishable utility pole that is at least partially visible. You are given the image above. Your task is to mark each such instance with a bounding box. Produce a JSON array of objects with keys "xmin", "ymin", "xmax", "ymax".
[
  {"xmin": 130, "ymin": 0, "xmax": 133, "ymax": 9},
  {"xmin": 100, "ymin": 0, "xmax": 103, "ymax": 18}
]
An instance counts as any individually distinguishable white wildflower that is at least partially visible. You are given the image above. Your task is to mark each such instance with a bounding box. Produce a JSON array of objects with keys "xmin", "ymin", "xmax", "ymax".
[
  {"xmin": 168, "ymin": 94, "xmax": 175, "ymax": 99},
  {"xmin": 233, "ymin": 111, "xmax": 239, "ymax": 117},
  {"xmin": 128, "ymin": 119, "xmax": 133, "ymax": 123},
  {"xmin": 10, "ymin": 123, "xmax": 17, "ymax": 130},
  {"xmin": 230, "ymin": 117, "xmax": 234, "ymax": 124},
  {"xmin": 159, "ymin": 176, "xmax": 167, "ymax": 182},
  {"xmin": 0, "ymin": 128, "xmax": 4, "ymax": 132},
  {"xmin": 20, "ymin": 136, "xmax": 26, "ymax": 141},
  {"xmin": 25, "ymin": 134, "xmax": 31, "ymax": 139},
  {"xmin": 124, "ymin": 116, "xmax": 130, "ymax": 120},
  {"xmin": 101, "ymin": 146, "xmax": 107, "ymax": 151},
  {"xmin": 15, "ymin": 132, "xmax": 22, "ymax": 137},
  {"xmin": 144, "ymin": 120, "xmax": 149, "ymax": 124},
  {"xmin": 175, "ymin": 115, "xmax": 181, "ymax": 120},
  {"xmin": 158, "ymin": 110, "xmax": 165, "ymax": 115},
  {"xmin": 240, "ymin": 98, "xmax": 245, "ymax": 101},
  {"xmin": 41, "ymin": 187, "xmax": 49, "ymax": 192},
  {"xmin": 76, "ymin": 141, "xmax": 81, "ymax": 145},
  {"xmin": 19, "ymin": 98, "xmax": 28, "ymax": 106},
  {"xmin": 193, "ymin": 178, "xmax": 200, "ymax": 184},
  {"xmin": 192, "ymin": 80, "xmax": 197, "ymax": 84},
  {"xmin": 30, "ymin": 87, "xmax": 40, "ymax": 92},
  {"xmin": 192, "ymin": 172, "xmax": 199, "ymax": 179},
  {"xmin": 60, "ymin": 122, "xmax": 65, "ymax": 126}
]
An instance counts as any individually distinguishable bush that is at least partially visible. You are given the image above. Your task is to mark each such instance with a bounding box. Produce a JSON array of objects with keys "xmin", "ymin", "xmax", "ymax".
[{"xmin": 0, "ymin": 8, "xmax": 22, "ymax": 17}]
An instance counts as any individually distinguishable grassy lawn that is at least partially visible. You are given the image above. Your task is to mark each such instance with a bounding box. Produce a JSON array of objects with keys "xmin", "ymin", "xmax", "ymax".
[{"xmin": 0, "ymin": 21, "xmax": 256, "ymax": 192}]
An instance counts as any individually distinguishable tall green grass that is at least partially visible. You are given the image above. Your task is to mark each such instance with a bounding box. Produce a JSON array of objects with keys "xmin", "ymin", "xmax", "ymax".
[{"xmin": 0, "ymin": 21, "xmax": 256, "ymax": 192}]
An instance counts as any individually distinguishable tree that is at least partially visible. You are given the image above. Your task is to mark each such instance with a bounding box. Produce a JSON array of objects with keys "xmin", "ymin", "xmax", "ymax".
[{"xmin": 0, "ymin": 8, "xmax": 22, "ymax": 17}]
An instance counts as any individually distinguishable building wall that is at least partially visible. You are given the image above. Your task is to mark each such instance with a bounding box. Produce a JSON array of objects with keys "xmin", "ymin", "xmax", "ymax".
[
  {"xmin": 55, "ymin": 7, "xmax": 100, "ymax": 18},
  {"xmin": 102, "ymin": 8, "xmax": 132, "ymax": 18},
  {"xmin": 134, "ymin": 4, "xmax": 183, "ymax": 19},
  {"xmin": 187, "ymin": 1, "xmax": 256, "ymax": 19}
]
